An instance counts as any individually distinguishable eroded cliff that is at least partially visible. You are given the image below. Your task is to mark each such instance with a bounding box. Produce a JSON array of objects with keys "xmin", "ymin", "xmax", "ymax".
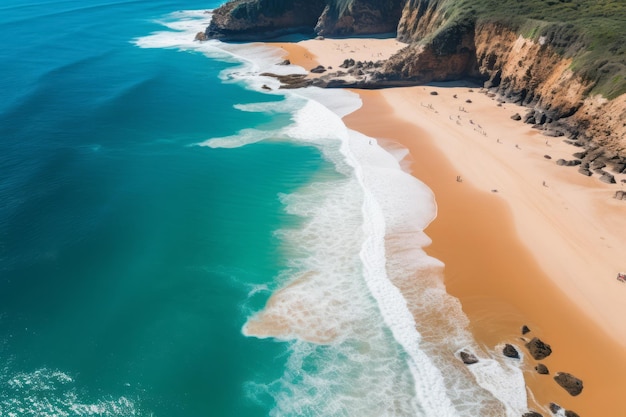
[{"xmin": 204, "ymin": 0, "xmax": 626, "ymax": 167}]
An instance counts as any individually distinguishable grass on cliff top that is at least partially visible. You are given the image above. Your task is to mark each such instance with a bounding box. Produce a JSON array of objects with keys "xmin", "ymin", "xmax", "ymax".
[{"xmin": 443, "ymin": 0, "xmax": 626, "ymax": 99}]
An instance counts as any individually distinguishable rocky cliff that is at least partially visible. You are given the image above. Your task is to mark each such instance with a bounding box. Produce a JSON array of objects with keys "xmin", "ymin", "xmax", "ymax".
[
  {"xmin": 206, "ymin": 0, "xmax": 405, "ymax": 39},
  {"xmin": 205, "ymin": 0, "xmax": 626, "ymax": 168},
  {"xmin": 205, "ymin": 0, "xmax": 327, "ymax": 40}
]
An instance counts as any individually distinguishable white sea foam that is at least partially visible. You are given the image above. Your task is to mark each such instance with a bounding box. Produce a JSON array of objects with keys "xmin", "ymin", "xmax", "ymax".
[
  {"xmin": 234, "ymin": 95, "xmax": 304, "ymax": 114},
  {"xmin": 0, "ymin": 367, "xmax": 137, "ymax": 417},
  {"xmin": 199, "ymin": 128, "xmax": 280, "ymax": 148},
  {"xmin": 140, "ymin": 10, "xmax": 531, "ymax": 417}
]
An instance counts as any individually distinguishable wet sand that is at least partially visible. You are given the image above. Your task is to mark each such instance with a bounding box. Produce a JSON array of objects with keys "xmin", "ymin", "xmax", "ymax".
[{"xmin": 280, "ymin": 38, "xmax": 626, "ymax": 416}]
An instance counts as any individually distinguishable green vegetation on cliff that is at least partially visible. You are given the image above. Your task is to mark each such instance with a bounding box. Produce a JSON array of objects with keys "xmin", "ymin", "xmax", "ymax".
[{"xmin": 437, "ymin": 0, "xmax": 626, "ymax": 98}]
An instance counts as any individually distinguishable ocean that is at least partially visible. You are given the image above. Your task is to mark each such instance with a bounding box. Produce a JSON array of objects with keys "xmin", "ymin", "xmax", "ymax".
[{"xmin": 0, "ymin": 1, "xmax": 528, "ymax": 416}]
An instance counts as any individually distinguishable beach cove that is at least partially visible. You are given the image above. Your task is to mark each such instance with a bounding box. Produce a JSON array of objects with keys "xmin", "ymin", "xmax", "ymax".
[{"xmin": 273, "ymin": 37, "xmax": 626, "ymax": 416}]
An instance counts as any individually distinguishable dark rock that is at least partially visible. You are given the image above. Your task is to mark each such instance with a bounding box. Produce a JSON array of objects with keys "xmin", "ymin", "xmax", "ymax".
[
  {"xmin": 599, "ymin": 173, "xmax": 616, "ymax": 184},
  {"xmin": 525, "ymin": 337, "xmax": 552, "ymax": 360},
  {"xmin": 548, "ymin": 403, "xmax": 578, "ymax": 417},
  {"xmin": 573, "ymin": 151, "xmax": 587, "ymax": 159},
  {"xmin": 524, "ymin": 110, "xmax": 536, "ymax": 124},
  {"xmin": 535, "ymin": 363, "xmax": 549, "ymax": 374},
  {"xmin": 315, "ymin": 0, "xmax": 405, "ymax": 37},
  {"xmin": 521, "ymin": 325, "xmax": 531, "ymax": 334},
  {"xmin": 459, "ymin": 351, "xmax": 479, "ymax": 364},
  {"xmin": 543, "ymin": 129, "xmax": 564, "ymax": 137},
  {"xmin": 578, "ymin": 167, "xmax": 592, "ymax": 176},
  {"xmin": 554, "ymin": 372, "xmax": 584, "ymax": 396},
  {"xmin": 585, "ymin": 147, "xmax": 604, "ymax": 161},
  {"xmin": 523, "ymin": 412, "xmax": 543, "ymax": 417},
  {"xmin": 511, "ymin": 113, "xmax": 522, "ymax": 121},
  {"xmin": 261, "ymin": 84, "xmax": 271, "ymax": 90},
  {"xmin": 544, "ymin": 155, "xmax": 552, "ymax": 160},
  {"xmin": 279, "ymin": 59, "xmax": 290, "ymax": 65},
  {"xmin": 612, "ymin": 162, "xmax": 626, "ymax": 173},
  {"xmin": 430, "ymin": 91, "xmax": 438, "ymax": 95},
  {"xmin": 310, "ymin": 65, "xmax": 326, "ymax": 74},
  {"xmin": 465, "ymin": 99, "xmax": 472, "ymax": 103},
  {"xmin": 260, "ymin": 72, "xmax": 310, "ymax": 88},
  {"xmin": 194, "ymin": 31, "xmax": 208, "ymax": 41},
  {"xmin": 557, "ymin": 159, "xmax": 582, "ymax": 167},
  {"xmin": 536, "ymin": 112, "xmax": 547, "ymax": 125},
  {"xmin": 615, "ymin": 190, "xmax": 626, "ymax": 200},
  {"xmin": 503, "ymin": 344, "xmax": 520, "ymax": 359},
  {"xmin": 205, "ymin": 0, "xmax": 326, "ymax": 41},
  {"xmin": 340, "ymin": 58, "xmax": 356, "ymax": 68},
  {"xmin": 590, "ymin": 159, "xmax": 606, "ymax": 169}
]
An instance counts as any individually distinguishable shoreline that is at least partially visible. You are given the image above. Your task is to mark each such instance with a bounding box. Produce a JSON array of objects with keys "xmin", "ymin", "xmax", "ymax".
[{"xmin": 279, "ymin": 38, "xmax": 626, "ymax": 416}]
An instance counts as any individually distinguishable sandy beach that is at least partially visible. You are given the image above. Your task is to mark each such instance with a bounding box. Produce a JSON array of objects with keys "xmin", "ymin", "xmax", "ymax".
[{"xmin": 278, "ymin": 38, "xmax": 626, "ymax": 416}]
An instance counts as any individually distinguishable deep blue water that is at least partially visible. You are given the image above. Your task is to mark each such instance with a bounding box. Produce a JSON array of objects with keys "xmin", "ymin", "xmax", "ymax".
[{"xmin": 0, "ymin": 1, "xmax": 325, "ymax": 415}]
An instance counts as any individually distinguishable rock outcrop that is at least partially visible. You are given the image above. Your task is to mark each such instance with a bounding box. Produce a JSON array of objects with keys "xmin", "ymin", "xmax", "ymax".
[
  {"xmin": 525, "ymin": 337, "xmax": 552, "ymax": 360},
  {"xmin": 206, "ymin": 0, "xmax": 405, "ymax": 40},
  {"xmin": 554, "ymin": 372, "xmax": 584, "ymax": 396},
  {"xmin": 205, "ymin": 0, "xmax": 326, "ymax": 40},
  {"xmin": 535, "ymin": 363, "xmax": 549, "ymax": 375},
  {"xmin": 459, "ymin": 351, "xmax": 479, "ymax": 365},
  {"xmin": 502, "ymin": 344, "xmax": 520, "ymax": 359},
  {"xmin": 550, "ymin": 403, "xmax": 580, "ymax": 417},
  {"xmin": 315, "ymin": 0, "xmax": 405, "ymax": 37}
]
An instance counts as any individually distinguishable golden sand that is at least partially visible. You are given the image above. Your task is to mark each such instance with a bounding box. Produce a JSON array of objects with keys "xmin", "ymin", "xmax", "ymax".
[{"xmin": 275, "ymin": 37, "xmax": 626, "ymax": 415}]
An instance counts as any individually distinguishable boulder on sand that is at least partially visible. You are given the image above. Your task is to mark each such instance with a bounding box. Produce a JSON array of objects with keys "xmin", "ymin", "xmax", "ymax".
[
  {"xmin": 503, "ymin": 344, "xmax": 520, "ymax": 359},
  {"xmin": 554, "ymin": 372, "xmax": 584, "ymax": 396},
  {"xmin": 459, "ymin": 351, "xmax": 479, "ymax": 365},
  {"xmin": 525, "ymin": 337, "xmax": 552, "ymax": 360}
]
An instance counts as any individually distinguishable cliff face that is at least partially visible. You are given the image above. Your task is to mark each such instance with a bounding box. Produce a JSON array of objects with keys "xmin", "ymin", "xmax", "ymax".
[
  {"xmin": 379, "ymin": 2, "xmax": 626, "ymax": 161},
  {"xmin": 206, "ymin": 0, "xmax": 405, "ymax": 39},
  {"xmin": 396, "ymin": 0, "xmax": 447, "ymax": 43},
  {"xmin": 205, "ymin": 0, "xmax": 326, "ymax": 40},
  {"xmin": 204, "ymin": 0, "xmax": 626, "ymax": 162},
  {"xmin": 315, "ymin": 0, "xmax": 405, "ymax": 36}
]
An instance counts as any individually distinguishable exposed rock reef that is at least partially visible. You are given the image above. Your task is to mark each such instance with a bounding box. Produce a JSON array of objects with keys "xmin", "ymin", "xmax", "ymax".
[{"xmin": 205, "ymin": 0, "xmax": 626, "ymax": 171}]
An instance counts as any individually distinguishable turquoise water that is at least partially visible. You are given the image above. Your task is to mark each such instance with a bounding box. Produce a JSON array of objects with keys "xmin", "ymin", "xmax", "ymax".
[
  {"xmin": 0, "ymin": 1, "xmax": 530, "ymax": 416},
  {"xmin": 0, "ymin": 1, "xmax": 323, "ymax": 415}
]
